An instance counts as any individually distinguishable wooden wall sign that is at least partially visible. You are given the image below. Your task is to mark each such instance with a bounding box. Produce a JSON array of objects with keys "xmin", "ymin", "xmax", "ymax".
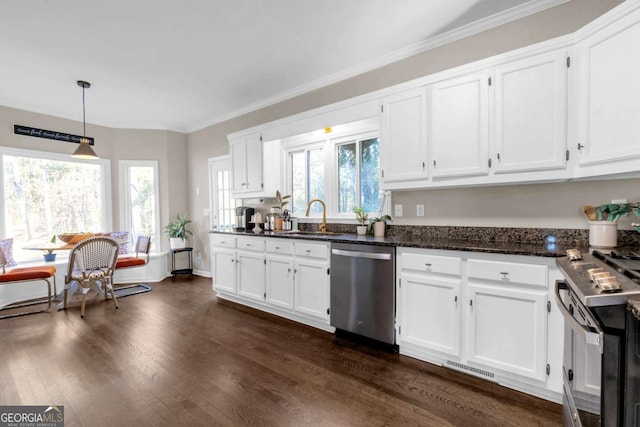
[{"xmin": 13, "ymin": 124, "xmax": 94, "ymax": 145}]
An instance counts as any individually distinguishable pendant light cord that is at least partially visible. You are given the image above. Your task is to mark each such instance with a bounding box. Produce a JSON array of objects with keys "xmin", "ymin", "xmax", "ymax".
[{"xmin": 82, "ymin": 85, "xmax": 86, "ymax": 137}]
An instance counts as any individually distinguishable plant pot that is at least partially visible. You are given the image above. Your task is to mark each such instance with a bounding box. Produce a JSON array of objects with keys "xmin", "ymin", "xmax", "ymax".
[
  {"xmin": 356, "ymin": 225, "xmax": 367, "ymax": 235},
  {"xmin": 275, "ymin": 216, "xmax": 284, "ymax": 231},
  {"xmin": 373, "ymin": 221, "xmax": 386, "ymax": 237},
  {"xmin": 169, "ymin": 237, "xmax": 186, "ymax": 250},
  {"xmin": 43, "ymin": 253, "xmax": 56, "ymax": 262},
  {"xmin": 589, "ymin": 221, "xmax": 617, "ymax": 248}
]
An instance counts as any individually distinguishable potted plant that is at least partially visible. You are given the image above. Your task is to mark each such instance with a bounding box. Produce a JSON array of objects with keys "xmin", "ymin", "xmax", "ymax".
[
  {"xmin": 165, "ymin": 213, "xmax": 193, "ymax": 250},
  {"xmin": 368, "ymin": 214, "xmax": 392, "ymax": 237},
  {"xmin": 585, "ymin": 203, "xmax": 633, "ymax": 248},
  {"xmin": 273, "ymin": 190, "xmax": 291, "ymax": 230},
  {"xmin": 353, "ymin": 207, "xmax": 369, "ymax": 235}
]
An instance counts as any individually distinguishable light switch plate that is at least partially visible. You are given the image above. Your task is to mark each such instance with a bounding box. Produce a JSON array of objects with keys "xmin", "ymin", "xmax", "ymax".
[
  {"xmin": 394, "ymin": 204, "xmax": 403, "ymax": 217},
  {"xmin": 416, "ymin": 204, "xmax": 425, "ymax": 216}
]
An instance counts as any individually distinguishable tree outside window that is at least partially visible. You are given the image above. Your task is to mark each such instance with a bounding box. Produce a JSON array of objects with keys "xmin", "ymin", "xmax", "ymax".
[{"xmin": 338, "ymin": 137, "xmax": 380, "ymax": 214}]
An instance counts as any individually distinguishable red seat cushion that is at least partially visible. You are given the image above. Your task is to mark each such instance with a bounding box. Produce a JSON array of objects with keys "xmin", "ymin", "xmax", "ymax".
[
  {"xmin": 115, "ymin": 258, "xmax": 146, "ymax": 269},
  {"xmin": 0, "ymin": 267, "xmax": 56, "ymax": 283}
]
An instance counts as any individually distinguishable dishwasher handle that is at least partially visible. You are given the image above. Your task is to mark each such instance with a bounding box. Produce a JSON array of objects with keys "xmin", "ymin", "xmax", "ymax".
[{"xmin": 331, "ymin": 248, "xmax": 392, "ymax": 260}]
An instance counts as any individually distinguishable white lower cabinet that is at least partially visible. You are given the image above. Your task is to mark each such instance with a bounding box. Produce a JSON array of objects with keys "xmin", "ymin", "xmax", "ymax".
[
  {"xmin": 398, "ymin": 252, "xmax": 462, "ymax": 360},
  {"xmin": 210, "ymin": 234, "xmax": 331, "ymax": 331},
  {"xmin": 294, "ymin": 258, "xmax": 330, "ymax": 322},
  {"xmin": 236, "ymin": 250, "xmax": 265, "ymax": 301},
  {"xmin": 397, "ymin": 247, "xmax": 561, "ymax": 403},
  {"xmin": 465, "ymin": 283, "xmax": 547, "ymax": 382},
  {"xmin": 293, "ymin": 241, "xmax": 330, "ymax": 323},
  {"xmin": 265, "ymin": 239, "xmax": 295, "ymax": 310}
]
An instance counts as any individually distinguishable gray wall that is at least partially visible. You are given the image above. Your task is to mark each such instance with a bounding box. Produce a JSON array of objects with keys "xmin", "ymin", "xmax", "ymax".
[
  {"xmin": 187, "ymin": 0, "xmax": 625, "ymax": 273},
  {"xmin": 0, "ymin": 105, "xmax": 189, "ymax": 252}
]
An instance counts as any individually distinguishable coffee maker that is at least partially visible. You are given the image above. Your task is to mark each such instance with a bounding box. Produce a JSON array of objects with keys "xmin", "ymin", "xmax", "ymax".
[{"xmin": 235, "ymin": 206, "xmax": 255, "ymax": 231}]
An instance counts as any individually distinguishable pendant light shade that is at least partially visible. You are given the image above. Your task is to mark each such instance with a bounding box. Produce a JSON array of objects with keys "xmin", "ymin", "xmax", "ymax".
[{"xmin": 71, "ymin": 80, "xmax": 99, "ymax": 159}]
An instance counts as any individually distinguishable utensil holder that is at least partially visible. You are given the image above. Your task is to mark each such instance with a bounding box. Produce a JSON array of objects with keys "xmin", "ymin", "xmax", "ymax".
[{"xmin": 589, "ymin": 221, "xmax": 617, "ymax": 248}]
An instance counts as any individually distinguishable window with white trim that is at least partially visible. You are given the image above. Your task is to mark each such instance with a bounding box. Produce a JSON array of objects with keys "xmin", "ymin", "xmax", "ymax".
[
  {"xmin": 0, "ymin": 147, "xmax": 111, "ymax": 262},
  {"xmin": 336, "ymin": 136, "xmax": 380, "ymax": 214},
  {"xmin": 119, "ymin": 160, "xmax": 160, "ymax": 250},
  {"xmin": 290, "ymin": 144, "xmax": 325, "ymax": 215},
  {"xmin": 283, "ymin": 120, "xmax": 380, "ymax": 219}
]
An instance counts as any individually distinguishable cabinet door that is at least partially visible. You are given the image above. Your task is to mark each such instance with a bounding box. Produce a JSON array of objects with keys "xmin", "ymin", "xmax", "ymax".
[
  {"xmin": 236, "ymin": 250, "xmax": 265, "ymax": 301},
  {"xmin": 399, "ymin": 273, "xmax": 461, "ymax": 359},
  {"xmin": 212, "ymin": 248, "xmax": 236, "ymax": 293},
  {"xmin": 493, "ymin": 50, "xmax": 568, "ymax": 173},
  {"xmin": 266, "ymin": 255, "xmax": 294, "ymax": 310},
  {"xmin": 230, "ymin": 140, "xmax": 248, "ymax": 192},
  {"xmin": 381, "ymin": 88, "xmax": 429, "ymax": 184},
  {"xmin": 466, "ymin": 283, "xmax": 547, "ymax": 381},
  {"xmin": 576, "ymin": 9, "xmax": 640, "ymax": 166},
  {"xmin": 430, "ymin": 72, "xmax": 489, "ymax": 178},
  {"xmin": 244, "ymin": 135, "xmax": 263, "ymax": 192},
  {"xmin": 294, "ymin": 259, "xmax": 329, "ymax": 322}
]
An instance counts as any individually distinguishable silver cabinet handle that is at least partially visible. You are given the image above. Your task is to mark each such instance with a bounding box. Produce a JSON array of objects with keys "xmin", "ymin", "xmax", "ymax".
[
  {"xmin": 425, "ymin": 263, "xmax": 432, "ymax": 267},
  {"xmin": 500, "ymin": 271, "xmax": 509, "ymax": 277},
  {"xmin": 275, "ymin": 246, "xmax": 280, "ymax": 250}
]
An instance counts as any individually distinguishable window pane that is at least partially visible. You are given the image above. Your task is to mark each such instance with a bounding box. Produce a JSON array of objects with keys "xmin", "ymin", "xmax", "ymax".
[
  {"xmin": 217, "ymin": 172, "xmax": 235, "ymax": 231},
  {"xmin": 128, "ymin": 166, "xmax": 156, "ymax": 243},
  {"xmin": 3, "ymin": 154, "xmax": 104, "ymax": 261},
  {"xmin": 307, "ymin": 148, "xmax": 324, "ymax": 214},
  {"xmin": 290, "ymin": 151, "xmax": 306, "ymax": 215},
  {"xmin": 360, "ymin": 138, "xmax": 381, "ymax": 212},
  {"xmin": 338, "ymin": 143, "xmax": 356, "ymax": 213}
]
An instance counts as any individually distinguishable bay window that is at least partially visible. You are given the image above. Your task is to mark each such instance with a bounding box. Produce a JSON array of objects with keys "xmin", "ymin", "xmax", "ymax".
[{"xmin": 0, "ymin": 147, "xmax": 111, "ymax": 262}]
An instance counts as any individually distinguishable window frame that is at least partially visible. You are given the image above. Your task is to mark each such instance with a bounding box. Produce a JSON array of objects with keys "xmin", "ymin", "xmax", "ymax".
[
  {"xmin": 118, "ymin": 160, "xmax": 161, "ymax": 250},
  {"xmin": 331, "ymin": 130, "xmax": 381, "ymax": 219},
  {"xmin": 285, "ymin": 140, "xmax": 328, "ymax": 216},
  {"xmin": 282, "ymin": 120, "xmax": 380, "ymax": 220},
  {"xmin": 0, "ymin": 146, "xmax": 112, "ymax": 258}
]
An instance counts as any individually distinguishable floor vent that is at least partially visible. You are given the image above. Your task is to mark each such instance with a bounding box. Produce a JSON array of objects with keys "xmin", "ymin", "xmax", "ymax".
[{"xmin": 446, "ymin": 360, "xmax": 495, "ymax": 380}]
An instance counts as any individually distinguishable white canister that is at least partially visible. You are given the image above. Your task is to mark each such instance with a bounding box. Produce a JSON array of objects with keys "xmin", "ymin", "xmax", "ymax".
[{"xmin": 589, "ymin": 221, "xmax": 618, "ymax": 248}]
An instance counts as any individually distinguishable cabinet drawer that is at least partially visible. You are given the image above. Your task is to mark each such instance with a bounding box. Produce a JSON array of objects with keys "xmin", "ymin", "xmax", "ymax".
[
  {"xmin": 402, "ymin": 253, "xmax": 462, "ymax": 276},
  {"xmin": 211, "ymin": 234, "xmax": 236, "ymax": 249},
  {"xmin": 237, "ymin": 237, "xmax": 265, "ymax": 251},
  {"xmin": 266, "ymin": 239, "xmax": 294, "ymax": 255},
  {"xmin": 468, "ymin": 259, "xmax": 547, "ymax": 287},
  {"xmin": 294, "ymin": 242, "xmax": 328, "ymax": 259}
]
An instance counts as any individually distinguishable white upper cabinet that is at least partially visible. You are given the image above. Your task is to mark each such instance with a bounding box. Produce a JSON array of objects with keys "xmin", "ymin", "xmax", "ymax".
[
  {"xmin": 429, "ymin": 71, "xmax": 490, "ymax": 179},
  {"xmin": 574, "ymin": 6, "xmax": 640, "ymax": 174},
  {"xmin": 492, "ymin": 50, "xmax": 568, "ymax": 174},
  {"xmin": 231, "ymin": 134, "xmax": 263, "ymax": 193},
  {"xmin": 230, "ymin": 134, "xmax": 283, "ymax": 198},
  {"xmin": 380, "ymin": 88, "xmax": 429, "ymax": 186}
]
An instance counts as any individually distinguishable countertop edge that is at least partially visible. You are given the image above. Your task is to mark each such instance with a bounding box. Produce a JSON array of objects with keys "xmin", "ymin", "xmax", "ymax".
[{"xmin": 209, "ymin": 230, "xmax": 566, "ymax": 258}]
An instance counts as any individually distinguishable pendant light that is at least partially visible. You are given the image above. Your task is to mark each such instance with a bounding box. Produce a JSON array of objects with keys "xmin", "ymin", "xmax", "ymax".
[{"xmin": 71, "ymin": 80, "xmax": 99, "ymax": 159}]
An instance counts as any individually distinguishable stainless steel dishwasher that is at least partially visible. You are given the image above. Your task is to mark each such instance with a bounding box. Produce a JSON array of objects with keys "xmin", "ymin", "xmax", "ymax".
[{"xmin": 330, "ymin": 242, "xmax": 395, "ymax": 345}]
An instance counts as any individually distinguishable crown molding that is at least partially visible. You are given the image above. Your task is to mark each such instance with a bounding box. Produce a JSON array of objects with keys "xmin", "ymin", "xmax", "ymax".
[{"xmin": 188, "ymin": 0, "xmax": 569, "ymax": 133}]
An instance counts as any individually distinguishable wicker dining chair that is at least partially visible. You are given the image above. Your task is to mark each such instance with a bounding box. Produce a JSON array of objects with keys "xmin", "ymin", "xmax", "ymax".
[{"xmin": 63, "ymin": 236, "xmax": 119, "ymax": 318}]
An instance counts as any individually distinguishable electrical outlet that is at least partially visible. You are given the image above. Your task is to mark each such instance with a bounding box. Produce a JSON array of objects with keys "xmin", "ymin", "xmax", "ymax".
[
  {"xmin": 394, "ymin": 204, "xmax": 403, "ymax": 217},
  {"xmin": 416, "ymin": 204, "xmax": 425, "ymax": 217},
  {"xmin": 611, "ymin": 199, "xmax": 628, "ymax": 204}
]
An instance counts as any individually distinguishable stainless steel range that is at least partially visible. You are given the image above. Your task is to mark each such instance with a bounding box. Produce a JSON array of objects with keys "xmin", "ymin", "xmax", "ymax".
[{"xmin": 556, "ymin": 249, "xmax": 640, "ymax": 426}]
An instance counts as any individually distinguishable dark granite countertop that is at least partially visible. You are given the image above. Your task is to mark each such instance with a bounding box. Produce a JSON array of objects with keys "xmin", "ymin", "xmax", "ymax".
[{"xmin": 209, "ymin": 229, "xmax": 567, "ymax": 258}]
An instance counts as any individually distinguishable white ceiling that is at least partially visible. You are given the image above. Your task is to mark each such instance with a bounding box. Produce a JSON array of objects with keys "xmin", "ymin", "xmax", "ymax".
[{"xmin": 0, "ymin": 0, "xmax": 562, "ymax": 133}]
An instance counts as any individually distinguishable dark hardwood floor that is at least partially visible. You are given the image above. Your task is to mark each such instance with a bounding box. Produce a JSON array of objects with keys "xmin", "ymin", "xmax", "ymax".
[{"xmin": 0, "ymin": 276, "xmax": 562, "ymax": 426}]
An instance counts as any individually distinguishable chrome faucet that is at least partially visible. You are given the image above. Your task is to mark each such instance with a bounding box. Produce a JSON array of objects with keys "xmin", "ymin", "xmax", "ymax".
[{"xmin": 305, "ymin": 199, "xmax": 327, "ymax": 233}]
